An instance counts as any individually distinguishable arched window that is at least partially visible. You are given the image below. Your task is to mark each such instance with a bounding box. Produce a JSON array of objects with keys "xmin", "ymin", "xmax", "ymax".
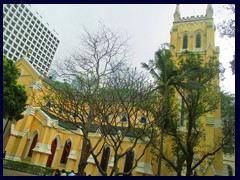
[
  {"xmin": 183, "ymin": 35, "xmax": 188, "ymax": 49},
  {"xmin": 46, "ymin": 138, "xmax": 58, "ymax": 167},
  {"xmin": 123, "ymin": 150, "xmax": 134, "ymax": 176},
  {"xmin": 139, "ymin": 116, "xmax": 147, "ymax": 124},
  {"xmin": 60, "ymin": 140, "xmax": 71, "ymax": 164},
  {"xmin": 17, "ymin": 68, "xmax": 22, "ymax": 77},
  {"xmin": 100, "ymin": 147, "xmax": 110, "ymax": 172},
  {"xmin": 120, "ymin": 115, "xmax": 127, "ymax": 123},
  {"xmin": 27, "ymin": 134, "xmax": 38, "ymax": 157},
  {"xmin": 103, "ymin": 113, "xmax": 110, "ymax": 122},
  {"xmin": 196, "ymin": 34, "xmax": 201, "ymax": 48}
]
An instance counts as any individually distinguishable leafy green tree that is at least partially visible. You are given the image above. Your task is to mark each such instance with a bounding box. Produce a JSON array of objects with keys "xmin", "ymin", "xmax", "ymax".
[
  {"xmin": 220, "ymin": 91, "xmax": 235, "ymax": 154},
  {"xmin": 143, "ymin": 46, "xmax": 226, "ymax": 176},
  {"xmin": 3, "ymin": 56, "xmax": 28, "ymax": 132},
  {"xmin": 142, "ymin": 44, "xmax": 203, "ymax": 176},
  {"xmin": 162, "ymin": 51, "xmax": 224, "ymax": 176},
  {"xmin": 141, "ymin": 43, "xmax": 178, "ymax": 176}
]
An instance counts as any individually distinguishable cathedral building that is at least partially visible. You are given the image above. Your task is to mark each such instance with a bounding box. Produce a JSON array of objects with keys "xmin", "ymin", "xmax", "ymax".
[{"xmin": 4, "ymin": 5, "xmax": 227, "ymax": 176}]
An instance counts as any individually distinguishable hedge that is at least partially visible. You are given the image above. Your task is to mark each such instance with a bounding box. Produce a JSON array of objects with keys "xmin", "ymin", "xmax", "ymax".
[{"xmin": 3, "ymin": 159, "xmax": 54, "ymax": 176}]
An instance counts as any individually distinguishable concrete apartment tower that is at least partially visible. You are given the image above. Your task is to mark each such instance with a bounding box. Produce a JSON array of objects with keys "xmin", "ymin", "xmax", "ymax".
[{"xmin": 3, "ymin": 4, "xmax": 60, "ymax": 75}]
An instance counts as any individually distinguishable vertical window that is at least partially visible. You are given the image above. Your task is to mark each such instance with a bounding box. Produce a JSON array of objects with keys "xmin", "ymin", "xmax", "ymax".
[
  {"xmin": 103, "ymin": 114, "xmax": 110, "ymax": 122},
  {"xmin": 196, "ymin": 34, "xmax": 201, "ymax": 48},
  {"xmin": 139, "ymin": 115, "xmax": 147, "ymax": 124},
  {"xmin": 183, "ymin": 35, "xmax": 188, "ymax": 49},
  {"xmin": 123, "ymin": 150, "xmax": 134, "ymax": 176},
  {"xmin": 60, "ymin": 140, "xmax": 71, "ymax": 164},
  {"xmin": 120, "ymin": 115, "xmax": 127, "ymax": 123},
  {"xmin": 27, "ymin": 134, "xmax": 38, "ymax": 157},
  {"xmin": 100, "ymin": 147, "xmax": 110, "ymax": 172}
]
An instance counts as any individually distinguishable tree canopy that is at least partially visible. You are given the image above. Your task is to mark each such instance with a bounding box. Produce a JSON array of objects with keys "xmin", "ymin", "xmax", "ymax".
[
  {"xmin": 35, "ymin": 24, "xmax": 157, "ymax": 176},
  {"xmin": 220, "ymin": 91, "xmax": 235, "ymax": 154},
  {"xmin": 3, "ymin": 55, "xmax": 28, "ymax": 121},
  {"xmin": 142, "ymin": 45, "xmax": 224, "ymax": 176}
]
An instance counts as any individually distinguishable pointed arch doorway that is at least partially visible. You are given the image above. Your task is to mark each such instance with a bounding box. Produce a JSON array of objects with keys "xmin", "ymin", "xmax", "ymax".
[{"xmin": 46, "ymin": 138, "xmax": 57, "ymax": 167}]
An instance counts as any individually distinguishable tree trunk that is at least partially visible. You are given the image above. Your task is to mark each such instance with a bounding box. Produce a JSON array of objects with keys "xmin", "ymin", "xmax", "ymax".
[
  {"xmin": 3, "ymin": 117, "xmax": 10, "ymax": 135},
  {"xmin": 186, "ymin": 157, "xmax": 193, "ymax": 176},
  {"xmin": 157, "ymin": 128, "xmax": 164, "ymax": 176},
  {"xmin": 78, "ymin": 138, "xmax": 89, "ymax": 175}
]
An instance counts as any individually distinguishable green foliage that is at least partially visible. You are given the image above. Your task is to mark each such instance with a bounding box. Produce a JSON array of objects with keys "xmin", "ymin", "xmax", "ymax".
[
  {"xmin": 3, "ymin": 159, "xmax": 54, "ymax": 176},
  {"xmin": 220, "ymin": 91, "xmax": 235, "ymax": 153},
  {"xmin": 3, "ymin": 56, "xmax": 28, "ymax": 121},
  {"xmin": 142, "ymin": 43, "xmax": 177, "ymax": 129},
  {"xmin": 144, "ymin": 45, "xmax": 223, "ymax": 176},
  {"xmin": 221, "ymin": 91, "xmax": 235, "ymax": 122},
  {"xmin": 176, "ymin": 51, "xmax": 222, "ymax": 119}
]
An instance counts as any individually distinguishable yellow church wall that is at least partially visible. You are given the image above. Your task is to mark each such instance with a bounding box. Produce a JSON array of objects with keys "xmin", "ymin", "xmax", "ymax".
[
  {"xmin": 15, "ymin": 58, "xmax": 44, "ymax": 105},
  {"xmin": 214, "ymin": 127, "xmax": 223, "ymax": 171},
  {"xmin": 3, "ymin": 5, "xmax": 225, "ymax": 176},
  {"xmin": 5, "ymin": 135, "xmax": 18, "ymax": 157}
]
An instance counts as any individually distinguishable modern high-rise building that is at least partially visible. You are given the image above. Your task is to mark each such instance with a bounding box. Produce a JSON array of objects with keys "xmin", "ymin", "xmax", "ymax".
[{"xmin": 3, "ymin": 4, "xmax": 60, "ymax": 75}]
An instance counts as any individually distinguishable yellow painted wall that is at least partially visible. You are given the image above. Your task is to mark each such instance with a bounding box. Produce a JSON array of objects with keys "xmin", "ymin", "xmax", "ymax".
[{"xmin": 4, "ymin": 5, "xmax": 223, "ymax": 176}]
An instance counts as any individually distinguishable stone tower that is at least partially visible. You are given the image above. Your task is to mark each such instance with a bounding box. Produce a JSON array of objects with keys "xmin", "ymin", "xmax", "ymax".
[{"xmin": 170, "ymin": 4, "xmax": 224, "ymax": 175}]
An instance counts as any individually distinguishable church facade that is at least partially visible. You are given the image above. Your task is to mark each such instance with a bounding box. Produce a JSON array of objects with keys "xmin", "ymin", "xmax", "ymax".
[{"xmin": 4, "ymin": 5, "xmax": 226, "ymax": 176}]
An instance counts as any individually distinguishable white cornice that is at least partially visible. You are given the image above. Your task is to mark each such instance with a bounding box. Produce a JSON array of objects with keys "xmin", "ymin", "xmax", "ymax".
[
  {"xmin": 135, "ymin": 162, "xmax": 153, "ymax": 175},
  {"xmin": 10, "ymin": 124, "xmax": 29, "ymax": 137}
]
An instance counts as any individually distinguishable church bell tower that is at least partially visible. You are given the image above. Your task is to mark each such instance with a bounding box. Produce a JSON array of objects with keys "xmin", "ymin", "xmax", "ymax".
[{"xmin": 170, "ymin": 4, "xmax": 224, "ymax": 176}]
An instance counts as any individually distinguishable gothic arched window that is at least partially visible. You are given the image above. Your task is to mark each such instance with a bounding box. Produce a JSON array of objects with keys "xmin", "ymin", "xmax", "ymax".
[
  {"xmin": 60, "ymin": 140, "xmax": 71, "ymax": 164},
  {"xmin": 18, "ymin": 68, "xmax": 22, "ymax": 77},
  {"xmin": 139, "ymin": 116, "xmax": 147, "ymax": 124},
  {"xmin": 100, "ymin": 147, "xmax": 110, "ymax": 172},
  {"xmin": 120, "ymin": 115, "xmax": 127, "ymax": 123},
  {"xmin": 183, "ymin": 35, "xmax": 188, "ymax": 49},
  {"xmin": 123, "ymin": 150, "xmax": 134, "ymax": 176},
  {"xmin": 196, "ymin": 34, "xmax": 201, "ymax": 48},
  {"xmin": 27, "ymin": 133, "xmax": 38, "ymax": 157}
]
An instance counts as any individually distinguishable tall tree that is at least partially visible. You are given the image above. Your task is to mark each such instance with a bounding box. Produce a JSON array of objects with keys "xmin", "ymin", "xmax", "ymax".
[
  {"xmin": 161, "ymin": 51, "xmax": 224, "ymax": 176},
  {"xmin": 59, "ymin": 24, "xmax": 129, "ymax": 175},
  {"xmin": 3, "ymin": 56, "xmax": 28, "ymax": 133},
  {"xmin": 218, "ymin": 4, "xmax": 235, "ymax": 74},
  {"xmin": 141, "ymin": 43, "xmax": 177, "ymax": 176},
  {"xmin": 34, "ymin": 24, "xmax": 157, "ymax": 176},
  {"xmin": 142, "ymin": 44, "xmax": 203, "ymax": 176}
]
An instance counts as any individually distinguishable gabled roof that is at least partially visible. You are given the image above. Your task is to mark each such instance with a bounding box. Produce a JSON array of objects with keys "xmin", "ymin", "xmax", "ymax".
[
  {"xmin": 15, "ymin": 56, "xmax": 44, "ymax": 79},
  {"xmin": 15, "ymin": 56, "xmax": 58, "ymax": 86}
]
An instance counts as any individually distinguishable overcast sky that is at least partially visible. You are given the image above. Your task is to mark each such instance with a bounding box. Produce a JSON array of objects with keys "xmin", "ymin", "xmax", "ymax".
[{"xmin": 30, "ymin": 4, "xmax": 235, "ymax": 94}]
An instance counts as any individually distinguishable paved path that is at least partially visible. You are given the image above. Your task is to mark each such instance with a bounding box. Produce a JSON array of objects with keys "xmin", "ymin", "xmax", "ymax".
[{"xmin": 3, "ymin": 168, "xmax": 38, "ymax": 176}]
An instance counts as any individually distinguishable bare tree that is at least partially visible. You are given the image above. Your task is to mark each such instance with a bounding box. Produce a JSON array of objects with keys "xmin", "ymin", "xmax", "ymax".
[
  {"xmin": 82, "ymin": 68, "xmax": 156, "ymax": 176},
  {"xmin": 57, "ymin": 24, "xmax": 129, "ymax": 175},
  {"xmin": 33, "ymin": 24, "xmax": 157, "ymax": 175},
  {"xmin": 218, "ymin": 4, "xmax": 235, "ymax": 74}
]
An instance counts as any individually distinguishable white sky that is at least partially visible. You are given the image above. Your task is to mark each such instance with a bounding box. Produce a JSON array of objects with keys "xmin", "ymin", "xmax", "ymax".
[{"xmin": 30, "ymin": 4, "xmax": 235, "ymax": 94}]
